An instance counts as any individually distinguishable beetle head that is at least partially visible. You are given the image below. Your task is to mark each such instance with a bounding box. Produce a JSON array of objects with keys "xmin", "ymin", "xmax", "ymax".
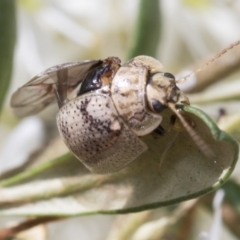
[{"xmin": 146, "ymin": 71, "xmax": 189, "ymax": 114}]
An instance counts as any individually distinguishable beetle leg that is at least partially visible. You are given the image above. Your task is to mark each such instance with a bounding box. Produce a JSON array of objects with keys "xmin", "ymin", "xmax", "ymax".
[{"xmin": 152, "ymin": 125, "xmax": 165, "ymax": 139}]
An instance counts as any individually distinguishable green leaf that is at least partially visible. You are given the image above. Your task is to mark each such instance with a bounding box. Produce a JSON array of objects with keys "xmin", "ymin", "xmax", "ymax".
[
  {"xmin": 223, "ymin": 180, "xmax": 240, "ymax": 214},
  {"xmin": 0, "ymin": 105, "xmax": 238, "ymax": 216},
  {"xmin": 0, "ymin": 0, "xmax": 16, "ymax": 112},
  {"xmin": 127, "ymin": 0, "xmax": 161, "ymax": 59}
]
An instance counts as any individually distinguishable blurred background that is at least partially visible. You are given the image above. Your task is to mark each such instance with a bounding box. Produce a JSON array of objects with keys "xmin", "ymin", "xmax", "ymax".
[{"xmin": 0, "ymin": 0, "xmax": 240, "ymax": 239}]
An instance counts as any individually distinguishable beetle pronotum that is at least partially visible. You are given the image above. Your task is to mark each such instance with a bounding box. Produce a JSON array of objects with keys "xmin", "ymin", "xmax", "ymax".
[{"xmin": 11, "ymin": 41, "xmax": 240, "ymax": 174}]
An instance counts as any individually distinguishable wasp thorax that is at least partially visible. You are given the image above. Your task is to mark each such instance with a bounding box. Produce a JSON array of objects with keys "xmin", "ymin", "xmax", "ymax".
[{"xmin": 146, "ymin": 72, "xmax": 189, "ymax": 113}]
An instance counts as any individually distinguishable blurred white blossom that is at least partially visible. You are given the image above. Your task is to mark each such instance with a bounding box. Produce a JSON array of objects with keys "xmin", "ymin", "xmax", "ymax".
[
  {"xmin": 159, "ymin": 0, "xmax": 240, "ymax": 69},
  {"xmin": 199, "ymin": 189, "xmax": 225, "ymax": 240},
  {"xmin": 0, "ymin": 117, "xmax": 45, "ymax": 175}
]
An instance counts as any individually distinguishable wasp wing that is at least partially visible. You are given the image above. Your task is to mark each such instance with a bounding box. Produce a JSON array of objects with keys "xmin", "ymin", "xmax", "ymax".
[{"xmin": 11, "ymin": 60, "xmax": 102, "ymax": 118}]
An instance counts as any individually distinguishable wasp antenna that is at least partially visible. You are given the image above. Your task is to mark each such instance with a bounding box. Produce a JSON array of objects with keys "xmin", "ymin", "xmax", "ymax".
[
  {"xmin": 176, "ymin": 40, "xmax": 240, "ymax": 84},
  {"xmin": 168, "ymin": 103, "xmax": 215, "ymax": 158}
]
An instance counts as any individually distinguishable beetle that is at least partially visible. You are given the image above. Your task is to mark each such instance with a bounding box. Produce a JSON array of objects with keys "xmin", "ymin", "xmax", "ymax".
[{"xmin": 11, "ymin": 55, "xmax": 212, "ymax": 174}]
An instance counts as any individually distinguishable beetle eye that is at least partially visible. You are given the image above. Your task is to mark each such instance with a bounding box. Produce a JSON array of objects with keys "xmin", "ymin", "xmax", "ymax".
[
  {"xmin": 152, "ymin": 99, "xmax": 166, "ymax": 113},
  {"xmin": 163, "ymin": 72, "xmax": 175, "ymax": 80},
  {"xmin": 77, "ymin": 65, "xmax": 109, "ymax": 95}
]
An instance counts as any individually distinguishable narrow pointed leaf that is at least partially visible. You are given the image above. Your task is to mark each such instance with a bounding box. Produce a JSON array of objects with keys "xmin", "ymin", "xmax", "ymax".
[
  {"xmin": 127, "ymin": 0, "xmax": 161, "ymax": 59},
  {"xmin": 0, "ymin": 0, "xmax": 16, "ymax": 112}
]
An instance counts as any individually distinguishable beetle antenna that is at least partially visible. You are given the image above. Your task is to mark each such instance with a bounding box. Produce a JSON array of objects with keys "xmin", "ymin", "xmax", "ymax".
[
  {"xmin": 159, "ymin": 132, "xmax": 179, "ymax": 169},
  {"xmin": 168, "ymin": 103, "xmax": 215, "ymax": 158},
  {"xmin": 176, "ymin": 40, "xmax": 240, "ymax": 84}
]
